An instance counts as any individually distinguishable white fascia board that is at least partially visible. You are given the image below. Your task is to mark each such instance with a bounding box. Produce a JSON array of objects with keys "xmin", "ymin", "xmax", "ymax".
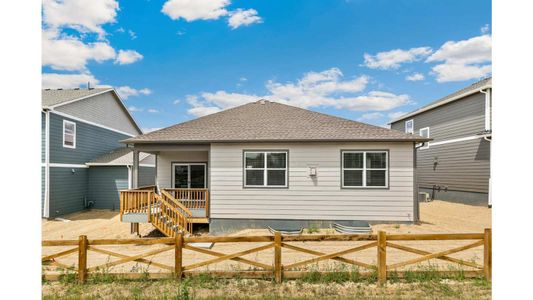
[
  {"xmin": 49, "ymin": 110, "xmax": 136, "ymax": 137},
  {"xmin": 389, "ymin": 83, "xmax": 492, "ymax": 124}
]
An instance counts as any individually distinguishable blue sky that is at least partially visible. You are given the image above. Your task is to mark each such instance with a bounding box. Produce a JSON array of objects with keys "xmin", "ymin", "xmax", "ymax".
[{"xmin": 42, "ymin": 0, "xmax": 492, "ymax": 131}]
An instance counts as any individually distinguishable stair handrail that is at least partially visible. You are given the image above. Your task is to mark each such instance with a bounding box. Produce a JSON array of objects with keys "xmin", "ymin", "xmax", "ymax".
[
  {"xmin": 160, "ymin": 190, "xmax": 193, "ymax": 218},
  {"xmin": 154, "ymin": 193, "xmax": 192, "ymax": 235}
]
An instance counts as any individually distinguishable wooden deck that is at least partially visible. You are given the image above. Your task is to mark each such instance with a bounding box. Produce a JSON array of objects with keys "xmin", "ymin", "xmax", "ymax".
[{"xmin": 120, "ymin": 186, "xmax": 210, "ymax": 236}]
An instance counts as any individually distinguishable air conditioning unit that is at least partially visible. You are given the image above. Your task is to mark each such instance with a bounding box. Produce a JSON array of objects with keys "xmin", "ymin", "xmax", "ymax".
[{"xmin": 418, "ymin": 192, "xmax": 431, "ymax": 203}]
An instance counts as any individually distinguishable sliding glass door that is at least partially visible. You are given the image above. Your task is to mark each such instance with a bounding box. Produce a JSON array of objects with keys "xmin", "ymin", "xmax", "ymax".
[{"xmin": 172, "ymin": 163, "xmax": 207, "ymax": 189}]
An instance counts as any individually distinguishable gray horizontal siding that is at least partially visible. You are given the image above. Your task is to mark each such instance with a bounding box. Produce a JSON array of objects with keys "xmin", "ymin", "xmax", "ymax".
[
  {"xmin": 209, "ymin": 142, "xmax": 414, "ymax": 222},
  {"xmin": 49, "ymin": 167, "xmax": 88, "ymax": 218},
  {"xmin": 391, "ymin": 92, "xmax": 486, "ymax": 142},
  {"xmin": 88, "ymin": 166, "xmax": 128, "ymax": 210},
  {"xmin": 391, "ymin": 91, "xmax": 490, "ymax": 196},
  {"xmin": 41, "ymin": 166, "xmax": 45, "ymax": 217},
  {"xmin": 416, "ymin": 138, "xmax": 490, "ymax": 193},
  {"xmin": 49, "ymin": 113, "xmax": 131, "ymax": 164},
  {"xmin": 42, "ymin": 112, "xmax": 46, "ymax": 163},
  {"xmin": 139, "ymin": 166, "xmax": 156, "ymax": 187},
  {"xmin": 54, "ymin": 91, "xmax": 141, "ymax": 136}
]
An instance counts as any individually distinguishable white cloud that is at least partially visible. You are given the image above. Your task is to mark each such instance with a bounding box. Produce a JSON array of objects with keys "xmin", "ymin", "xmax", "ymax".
[
  {"xmin": 430, "ymin": 63, "xmax": 492, "ymax": 82},
  {"xmin": 481, "ymin": 24, "xmax": 490, "ymax": 34},
  {"xmin": 115, "ymin": 50, "xmax": 143, "ymax": 65},
  {"xmin": 116, "ymin": 86, "xmax": 152, "ymax": 99},
  {"xmin": 143, "ymin": 127, "xmax": 162, "ymax": 133},
  {"xmin": 173, "ymin": 99, "xmax": 181, "ymax": 104},
  {"xmin": 147, "ymin": 108, "xmax": 159, "ymax": 113},
  {"xmin": 161, "ymin": 0, "xmax": 229, "ymax": 21},
  {"xmin": 42, "ymin": 73, "xmax": 101, "ymax": 89},
  {"xmin": 363, "ymin": 47, "xmax": 433, "ymax": 69},
  {"xmin": 42, "ymin": 30, "xmax": 116, "ymax": 71},
  {"xmin": 427, "ymin": 35, "xmax": 492, "ymax": 82},
  {"xmin": 405, "ymin": 73, "xmax": 425, "ymax": 81},
  {"xmin": 128, "ymin": 30, "xmax": 137, "ymax": 40},
  {"xmin": 128, "ymin": 106, "xmax": 143, "ymax": 112},
  {"xmin": 185, "ymin": 68, "xmax": 411, "ymax": 117},
  {"xmin": 333, "ymin": 91, "xmax": 411, "ymax": 111},
  {"xmin": 228, "ymin": 9, "xmax": 262, "ymax": 29},
  {"xmin": 357, "ymin": 112, "xmax": 384, "ymax": 121},
  {"xmin": 388, "ymin": 111, "xmax": 407, "ymax": 120},
  {"xmin": 43, "ymin": 0, "xmax": 119, "ymax": 37}
]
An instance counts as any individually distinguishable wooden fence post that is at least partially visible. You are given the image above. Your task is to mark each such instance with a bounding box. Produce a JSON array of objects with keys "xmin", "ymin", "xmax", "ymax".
[
  {"xmin": 274, "ymin": 232, "xmax": 282, "ymax": 283},
  {"xmin": 175, "ymin": 232, "xmax": 183, "ymax": 280},
  {"xmin": 78, "ymin": 235, "xmax": 88, "ymax": 283},
  {"xmin": 377, "ymin": 231, "xmax": 387, "ymax": 285},
  {"xmin": 483, "ymin": 228, "xmax": 492, "ymax": 281}
]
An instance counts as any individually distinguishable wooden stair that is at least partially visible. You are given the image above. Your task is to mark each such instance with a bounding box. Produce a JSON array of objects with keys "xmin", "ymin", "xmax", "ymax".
[{"xmin": 120, "ymin": 188, "xmax": 208, "ymax": 237}]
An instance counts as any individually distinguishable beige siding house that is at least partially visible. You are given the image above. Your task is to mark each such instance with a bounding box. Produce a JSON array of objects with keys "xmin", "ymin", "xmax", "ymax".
[{"xmin": 124, "ymin": 100, "xmax": 429, "ymax": 233}]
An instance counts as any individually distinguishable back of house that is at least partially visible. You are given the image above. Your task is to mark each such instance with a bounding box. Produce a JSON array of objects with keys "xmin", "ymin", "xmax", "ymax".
[
  {"xmin": 122, "ymin": 100, "xmax": 429, "ymax": 234},
  {"xmin": 390, "ymin": 77, "xmax": 492, "ymax": 206},
  {"xmin": 42, "ymin": 88, "xmax": 155, "ymax": 218}
]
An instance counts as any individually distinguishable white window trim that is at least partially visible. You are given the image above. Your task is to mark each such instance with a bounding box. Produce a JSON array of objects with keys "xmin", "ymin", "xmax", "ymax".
[
  {"xmin": 62, "ymin": 120, "xmax": 76, "ymax": 149},
  {"xmin": 405, "ymin": 119, "xmax": 414, "ymax": 134},
  {"xmin": 341, "ymin": 151, "xmax": 388, "ymax": 188},
  {"xmin": 244, "ymin": 151, "xmax": 288, "ymax": 188},
  {"xmin": 419, "ymin": 127, "xmax": 430, "ymax": 149}
]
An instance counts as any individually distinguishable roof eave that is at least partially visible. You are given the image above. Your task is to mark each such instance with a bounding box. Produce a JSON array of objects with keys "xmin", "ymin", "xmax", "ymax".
[
  {"xmin": 388, "ymin": 82, "xmax": 492, "ymax": 124},
  {"xmin": 121, "ymin": 138, "xmax": 432, "ymax": 145}
]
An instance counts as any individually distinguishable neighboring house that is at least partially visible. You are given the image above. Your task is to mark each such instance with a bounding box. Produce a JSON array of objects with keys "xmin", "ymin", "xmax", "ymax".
[
  {"xmin": 122, "ymin": 100, "xmax": 429, "ymax": 234},
  {"xmin": 42, "ymin": 88, "xmax": 155, "ymax": 218},
  {"xmin": 389, "ymin": 77, "xmax": 492, "ymax": 206}
]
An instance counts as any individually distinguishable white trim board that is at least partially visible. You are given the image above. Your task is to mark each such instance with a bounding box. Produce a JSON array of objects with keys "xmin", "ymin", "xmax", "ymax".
[
  {"xmin": 48, "ymin": 163, "xmax": 89, "ymax": 168},
  {"xmin": 86, "ymin": 163, "xmax": 156, "ymax": 167},
  {"xmin": 427, "ymin": 134, "xmax": 491, "ymax": 147},
  {"xmin": 49, "ymin": 110, "xmax": 136, "ymax": 137}
]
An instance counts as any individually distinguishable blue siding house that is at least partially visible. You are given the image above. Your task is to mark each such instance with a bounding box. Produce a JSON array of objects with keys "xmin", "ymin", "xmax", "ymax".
[{"xmin": 42, "ymin": 88, "xmax": 155, "ymax": 218}]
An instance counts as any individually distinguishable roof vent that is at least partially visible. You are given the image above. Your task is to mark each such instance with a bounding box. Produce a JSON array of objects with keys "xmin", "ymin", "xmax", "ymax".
[
  {"xmin": 258, "ymin": 99, "xmax": 267, "ymax": 105},
  {"xmin": 57, "ymin": 88, "xmax": 63, "ymax": 90}
]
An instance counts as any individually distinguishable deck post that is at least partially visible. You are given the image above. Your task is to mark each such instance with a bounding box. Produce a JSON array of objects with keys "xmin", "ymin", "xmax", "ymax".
[
  {"xmin": 274, "ymin": 232, "xmax": 282, "ymax": 283},
  {"xmin": 175, "ymin": 232, "xmax": 184, "ymax": 280},
  {"xmin": 377, "ymin": 231, "xmax": 387, "ymax": 285},
  {"xmin": 483, "ymin": 228, "xmax": 492, "ymax": 280},
  {"xmin": 78, "ymin": 235, "xmax": 88, "ymax": 283}
]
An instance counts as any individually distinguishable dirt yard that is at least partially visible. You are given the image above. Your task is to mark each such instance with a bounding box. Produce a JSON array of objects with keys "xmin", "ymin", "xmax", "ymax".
[{"xmin": 42, "ymin": 200, "xmax": 491, "ymax": 275}]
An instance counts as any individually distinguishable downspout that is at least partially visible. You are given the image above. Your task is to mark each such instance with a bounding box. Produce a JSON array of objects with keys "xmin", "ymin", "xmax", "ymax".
[
  {"xmin": 413, "ymin": 142, "xmax": 426, "ymax": 223},
  {"xmin": 44, "ymin": 109, "xmax": 50, "ymax": 218},
  {"xmin": 480, "ymin": 88, "xmax": 492, "ymax": 208}
]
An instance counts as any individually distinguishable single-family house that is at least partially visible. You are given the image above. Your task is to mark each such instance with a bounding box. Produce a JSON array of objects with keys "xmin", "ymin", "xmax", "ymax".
[
  {"xmin": 389, "ymin": 77, "xmax": 492, "ymax": 206},
  {"xmin": 42, "ymin": 88, "xmax": 155, "ymax": 218},
  {"xmin": 120, "ymin": 100, "xmax": 429, "ymax": 234}
]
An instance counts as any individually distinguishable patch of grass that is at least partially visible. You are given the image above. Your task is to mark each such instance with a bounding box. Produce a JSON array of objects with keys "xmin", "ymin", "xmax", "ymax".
[{"xmin": 305, "ymin": 225, "xmax": 320, "ymax": 234}]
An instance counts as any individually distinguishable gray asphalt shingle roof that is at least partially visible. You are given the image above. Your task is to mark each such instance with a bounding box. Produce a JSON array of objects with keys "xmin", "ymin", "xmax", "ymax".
[
  {"xmin": 124, "ymin": 100, "xmax": 429, "ymax": 144},
  {"xmin": 86, "ymin": 147, "xmax": 153, "ymax": 166},
  {"xmin": 42, "ymin": 88, "xmax": 112, "ymax": 107}
]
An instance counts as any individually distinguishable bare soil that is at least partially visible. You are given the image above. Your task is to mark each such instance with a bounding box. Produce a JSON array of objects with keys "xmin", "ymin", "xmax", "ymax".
[{"xmin": 42, "ymin": 200, "xmax": 492, "ymax": 278}]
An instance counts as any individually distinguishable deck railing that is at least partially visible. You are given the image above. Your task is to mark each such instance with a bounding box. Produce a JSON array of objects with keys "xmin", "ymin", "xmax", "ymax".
[
  {"xmin": 119, "ymin": 190, "xmax": 153, "ymax": 221},
  {"xmin": 163, "ymin": 188, "xmax": 209, "ymax": 218}
]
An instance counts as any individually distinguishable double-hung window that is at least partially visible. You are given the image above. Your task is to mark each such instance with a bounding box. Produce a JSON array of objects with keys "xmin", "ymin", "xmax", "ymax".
[
  {"xmin": 244, "ymin": 151, "xmax": 287, "ymax": 187},
  {"xmin": 63, "ymin": 120, "xmax": 76, "ymax": 149},
  {"xmin": 342, "ymin": 151, "xmax": 388, "ymax": 188}
]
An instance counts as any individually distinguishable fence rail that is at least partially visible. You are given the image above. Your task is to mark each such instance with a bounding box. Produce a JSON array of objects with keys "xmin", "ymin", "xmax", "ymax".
[{"xmin": 42, "ymin": 229, "xmax": 491, "ymax": 284}]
